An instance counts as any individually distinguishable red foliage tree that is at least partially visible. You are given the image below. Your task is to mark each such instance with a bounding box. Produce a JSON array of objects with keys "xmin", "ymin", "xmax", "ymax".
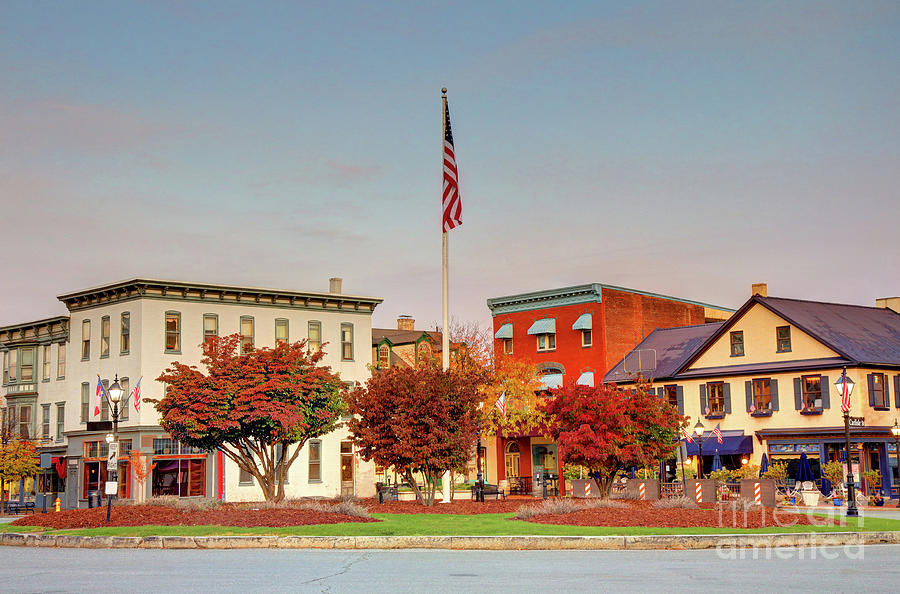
[
  {"xmin": 154, "ymin": 334, "xmax": 345, "ymax": 502},
  {"xmin": 540, "ymin": 383, "xmax": 682, "ymax": 498},
  {"xmin": 345, "ymin": 362, "xmax": 485, "ymax": 506}
]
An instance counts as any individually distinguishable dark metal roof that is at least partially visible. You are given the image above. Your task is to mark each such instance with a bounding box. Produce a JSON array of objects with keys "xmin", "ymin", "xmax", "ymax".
[
  {"xmin": 603, "ymin": 322, "xmax": 724, "ymax": 384},
  {"xmin": 371, "ymin": 329, "xmax": 442, "ymax": 347}
]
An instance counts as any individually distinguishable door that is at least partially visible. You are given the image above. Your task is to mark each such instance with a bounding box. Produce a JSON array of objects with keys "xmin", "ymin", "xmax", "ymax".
[
  {"xmin": 340, "ymin": 441, "xmax": 354, "ymax": 496},
  {"xmin": 505, "ymin": 442, "xmax": 520, "ymax": 478}
]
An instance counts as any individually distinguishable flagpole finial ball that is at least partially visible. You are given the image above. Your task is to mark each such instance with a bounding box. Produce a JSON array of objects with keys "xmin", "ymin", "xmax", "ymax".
[{"xmin": 441, "ymin": 87, "xmax": 447, "ymax": 94}]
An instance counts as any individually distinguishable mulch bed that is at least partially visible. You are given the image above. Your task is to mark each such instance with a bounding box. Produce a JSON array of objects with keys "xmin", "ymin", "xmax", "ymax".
[
  {"xmin": 523, "ymin": 500, "xmax": 843, "ymax": 529},
  {"xmin": 11, "ymin": 504, "xmax": 376, "ymax": 530}
]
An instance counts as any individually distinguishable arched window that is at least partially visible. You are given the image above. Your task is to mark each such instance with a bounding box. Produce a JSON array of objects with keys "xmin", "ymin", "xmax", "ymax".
[
  {"xmin": 378, "ymin": 345, "xmax": 390, "ymax": 368},
  {"xmin": 505, "ymin": 441, "xmax": 520, "ymax": 454}
]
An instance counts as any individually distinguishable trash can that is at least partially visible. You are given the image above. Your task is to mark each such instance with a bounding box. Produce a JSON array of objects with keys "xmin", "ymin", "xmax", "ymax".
[{"xmin": 88, "ymin": 490, "xmax": 101, "ymax": 509}]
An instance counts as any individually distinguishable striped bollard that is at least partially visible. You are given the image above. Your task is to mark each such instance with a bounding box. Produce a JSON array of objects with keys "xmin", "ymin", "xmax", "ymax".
[
  {"xmin": 639, "ymin": 482, "xmax": 646, "ymax": 500},
  {"xmin": 754, "ymin": 482, "xmax": 761, "ymax": 505},
  {"xmin": 695, "ymin": 481, "xmax": 703, "ymax": 504},
  {"xmin": 585, "ymin": 481, "xmax": 592, "ymax": 498}
]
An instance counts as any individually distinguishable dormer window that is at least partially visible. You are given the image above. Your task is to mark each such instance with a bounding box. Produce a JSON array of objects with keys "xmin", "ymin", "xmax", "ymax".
[{"xmin": 378, "ymin": 345, "xmax": 390, "ymax": 368}]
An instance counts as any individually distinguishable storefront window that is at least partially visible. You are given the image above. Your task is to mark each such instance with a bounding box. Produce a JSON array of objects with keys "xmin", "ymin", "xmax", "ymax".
[{"xmin": 151, "ymin": 459, "xmax": 206, "ymax": 497}]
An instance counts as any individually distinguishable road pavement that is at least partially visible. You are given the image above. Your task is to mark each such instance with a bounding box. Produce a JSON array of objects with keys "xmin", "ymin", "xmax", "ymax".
[{"xmin": 2, "ymin": 545, "xmax": 900, "ymax": 593}]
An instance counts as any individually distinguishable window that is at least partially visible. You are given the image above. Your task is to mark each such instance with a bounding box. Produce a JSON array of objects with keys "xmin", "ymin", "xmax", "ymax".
[
  {"xmin": 165, "ymin": 312, "xmax": 181, "ymax": 352},
  {"xmin": 664, "ymin": 385, "xmax": 678, "ymax": 408},
  {"xmin": 308, "ymin": 439, "xmax": 322, "ymax": 481},
  {"xmin": 203, "ymin": 314, "xmax": 218, "ymax": 343},
  {"xmin": 20, "ymin": 348, "xmax": 34, "ymax": 382},
  {"xmin": 56, "ymin": 404, "xmax": 65, "ymax": 441},
  {"xmin": 275, "ymin": 319, "xmax": 289, "ymax": 346},
  {"xmin": 2, "ymin": 351, "xmax": 7, "ymax": 384},
  {"xmin": 341, "ymin": 323, "xmax": 354, "ymax": 360},
  {"xmin": 80, "ymin": 382, "xmax": 89, "ymax": 422},
  {"xmin": 42, "ymin": 344, "xmax": 51, "ymax": 381},
  {"xmin": 100, "ymin": 379, "xmax": 110, "ymax": 421},
  {"xmin": 536, "ymin": 333, "xmax": 556, "ymax": 352},
  {"xmin": 119, "ymin": 377, "xmax": 129, "ymax": 421},
  {"xmin": 707, "ymin": 382, "xmax": 725, "ymax": 415},
  {"xmin": 18, "ymin": 405, "xmax": 31, "ymax": 439},
  {"xmin": 416, "ymin": 341, "xmax": 432, "ymax": 363},
  {"xmin": 871, "ymin": 373, "xmax": 888, "ymax": 408},
  {"xmin": 730, "ymin": 331, "xmax": 744, "ymax": 357},
  {"xmin": 503, "ymin": 338, "xmax": 513, "ymax": 355},
  {"xmin": 240, "ymin": 316, "xmax": 254, "ymax": 353},
  {"xmin": 81, "ymin": 319, "xmax": 91, "ymax": 360},
  {"xmin": 41, "ymin": 405, "xmax": 50, "ymax": 440},
  {"xmin": 753, "ymin": 379, "xmax": 771, "ymax": 411},
  {"xmin": 801, "ymin": 375, "xmax": 822, "ymax": 409},
  {"xmin": 100, "ymin": 315, "xmax": 110, "ymax": 358},
  {"xmin": 8, "ymin": 349, "xmax": 17, "ymax": 382},
  {"xmin": 120, "ymin": 312, "xmax": 130, "ymax": 354},
  {"xmin": 378, "ymin": 345, "xmax": 389, "ymax": 368},
  {"xmin": 152, "ymin": 459, "xmax": 206, "ymax": 497},
  {"xmin": 56, "ymin": 343, "xmax": 66, "ymax": 379},
  {"xmin": 776, "ymin": 326, "xmax": 791, "ymax": 353},
  {"xmin": 582, "ymin": 329, "xmax": 592, "ymax": 347},
  {"xmin": 308, "ymin": 321, "xmax": 321, "ymax": 353}
]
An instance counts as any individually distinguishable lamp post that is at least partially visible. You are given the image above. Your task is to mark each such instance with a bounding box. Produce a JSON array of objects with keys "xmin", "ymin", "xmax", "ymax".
[
  {"xmin": 105, "ymin": 376, "xmax": 124, "ymax": 523},
  {"xmin": 693, "ymin": 420, "xmax": 705, "ymax": 479},
  {"xmin": 835, "ymin": 368, "xmax": 858, "ymax": 517},
  {"xmin": 891, "ymin": 420, "xmax": 900, "ymax": 508}
]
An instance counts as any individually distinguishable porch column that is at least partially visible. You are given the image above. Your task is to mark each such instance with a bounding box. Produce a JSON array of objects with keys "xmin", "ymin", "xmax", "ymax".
[{"xmin": 879, "ymin": 443, "xmax": 892, "ymax": 496}]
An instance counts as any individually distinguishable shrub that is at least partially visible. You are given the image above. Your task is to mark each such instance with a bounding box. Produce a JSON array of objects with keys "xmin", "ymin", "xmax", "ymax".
[
  {"xmin": 709, "ymin": 469, "xmax": 733, "ymax": 484},
  {"xmin": 652, "ymin": 496, "xmax": 698, "ymax": 509},
  {"xmin": 762, "ymin": 462, "xmax": 788, "ymax": 486},
  {"xmin": 329, "ymin": 500, "xmax": 371, "ymax": 519},
  {"xmin": 144, "ymin": 495, "xmax": 181, "ymax": 508},
  {"xmin": 582, "ymin": 499, "xmax": 628, "ymax": 509},
  {"xmin": 514, "ymin": 498, "xmax": 582, "ymax": 520}
]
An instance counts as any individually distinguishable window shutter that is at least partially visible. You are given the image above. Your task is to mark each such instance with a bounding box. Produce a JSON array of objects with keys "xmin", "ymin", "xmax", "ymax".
[
  {"xmin": 676, "ymin": 386, "xmax": 684, "ymax": 416},
  {"xmin": 723, "ymin": 383, "xmax": 732, "ymax": 414},
  {"xmin": 820, "ymin": 376, "xmax": 830, "ymax": 409},
  {"xmin": 745, "ymin": 381, "xmax": 753, "ymax": 412},
  {"xmin": 868, "ymin": 374, "xmax": 876, "ymax": 407},
  {"xmin": 771, "ymin": 379, "xmax": 779, "ymax": 411},
  {"xmin": 793, "ymin": 377, "xmax": 802, "ymax": 410},
  {"xmin": 700, "ymin": 384, "xmax": 708, "ymax": 416},
  {"xmin": 885, "ymin": 376, "xmax": 891, "ymax": 408},
  {"xmin": 894, "ymin": 375, "xmax": 900, "ymax": 408}
]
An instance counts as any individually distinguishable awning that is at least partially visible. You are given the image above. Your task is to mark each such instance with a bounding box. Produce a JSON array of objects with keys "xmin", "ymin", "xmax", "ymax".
[
  {"xmin": 494, "ymin": 323, "xmax": 513, "ymax": 339},
  {"xmin": 685, "ymin": 431, "xmax": 753, "ymax": 456},
  {"xmin": 576, "ymin": 372, "xmax": 594, "ymax": 387},
  {"xmin": 527, "ymin": 318, "xmax": 556, "ymax": 335},
  {"xmin": 572, "ymin": 313, "xmax": 592, "ymax": 331},
  {"xmin": 539, "ymin": 373, "xmax": 563, "ymax": 390}
]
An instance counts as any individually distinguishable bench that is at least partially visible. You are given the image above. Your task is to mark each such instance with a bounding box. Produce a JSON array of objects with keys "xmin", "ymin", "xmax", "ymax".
[
  {"xmin": 471, "ymin": 483, "xmax": 506, "ymax": 500},
  {"xmin": 5, "ymin": 501, "xmax": 35, "ymax": 515}
]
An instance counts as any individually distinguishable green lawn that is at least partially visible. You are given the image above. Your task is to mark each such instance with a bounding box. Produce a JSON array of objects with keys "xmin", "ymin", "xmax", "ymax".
[{"xmin": 7, "ymin": 512, "xmax": 900, "ymax": 538}]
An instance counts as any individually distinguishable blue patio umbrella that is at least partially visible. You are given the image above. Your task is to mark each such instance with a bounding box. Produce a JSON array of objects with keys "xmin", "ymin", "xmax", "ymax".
[
  {"xmin": 759, "ymin": 453, "xmax": 769, "ymax": 477},
  {"xmin": 840, "ymin": 450, "xmax": 847, "ymax": 463},
  {"xmin": 821, "ymin": 477, "xmax": 833, "ymax": 496},
  {"xmin": 711, "ymin": 451, "xmax": 723, "ymax": 472},
  {"xmin": 795, "ymin": 452, "xmax": 815, "ymax": 484}
]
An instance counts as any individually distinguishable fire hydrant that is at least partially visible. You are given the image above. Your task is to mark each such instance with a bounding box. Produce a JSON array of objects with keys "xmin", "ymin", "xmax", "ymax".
[{"xmin": 54, "ymin": 497, "xmax": 61, "ymax": 512}]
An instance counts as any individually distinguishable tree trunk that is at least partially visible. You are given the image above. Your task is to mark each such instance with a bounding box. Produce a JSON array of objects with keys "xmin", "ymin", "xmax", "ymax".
[{"xmin": 405, "ymin": 469, "xmax": 426, "ymax": 506}]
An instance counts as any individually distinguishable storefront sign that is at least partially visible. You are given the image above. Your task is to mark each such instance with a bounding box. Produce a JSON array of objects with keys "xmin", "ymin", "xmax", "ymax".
[
  {"xmin": 107, "ymin": 442, "xmax": 119, "ymax": 471},
  {"xmin": 849, "ymin": 417, "xmax": 865, "ymax": 428}
]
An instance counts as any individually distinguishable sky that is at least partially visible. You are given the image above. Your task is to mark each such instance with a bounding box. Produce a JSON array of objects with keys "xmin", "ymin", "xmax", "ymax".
[{"xmin": 2, "ymin": 0, "xmax": 898, "ymax": 331}]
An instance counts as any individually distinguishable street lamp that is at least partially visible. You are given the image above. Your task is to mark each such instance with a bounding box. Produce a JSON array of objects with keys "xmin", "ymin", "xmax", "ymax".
[
  {"xmin": 693, "ymin": 420, "xmax": 705, "ymax": 479},
  {"xmin": 835, "ymin": 368, "xmax": 858, "ymax": 517},
  {"xmin": 105, "ymin": 375, "xmax": 124, "ymax": 523},
  {"xmin": 891, "ymin": 420, "xmax": 900, "ymax": 508},
  {"xmin": 475, "ymin": 402, "xmax": 484, "ymax": 503}
]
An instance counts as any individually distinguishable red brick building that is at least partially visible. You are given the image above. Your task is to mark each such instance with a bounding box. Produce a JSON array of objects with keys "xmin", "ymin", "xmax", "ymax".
[{"xmin": 485, "ymin": 283, "xmax": 733, "ymax": 495}]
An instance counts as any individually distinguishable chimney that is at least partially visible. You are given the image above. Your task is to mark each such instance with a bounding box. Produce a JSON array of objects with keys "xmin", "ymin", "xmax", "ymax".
[
  {"xmin": 329, "ymin": 277, "xmax": 342, "ymax": 294},
  {"xmin": 752, "ymin": 283, "xmax": 768, "ymax": 297},
  {"xmin": 876, "ymin": 297, "xmax": 900, "ymax": 313},
  {"xmin": 397, "ymin": 315, "xmax": 415, "ymax": 331}
]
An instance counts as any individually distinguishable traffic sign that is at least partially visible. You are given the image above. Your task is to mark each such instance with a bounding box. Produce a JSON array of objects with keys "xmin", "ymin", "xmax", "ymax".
[{"xmin": 107, "ymin": 442, "xmax": 119, "ymax": 471}]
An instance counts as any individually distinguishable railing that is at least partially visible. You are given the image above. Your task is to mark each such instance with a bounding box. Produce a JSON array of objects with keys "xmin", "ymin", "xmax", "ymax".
[{"xmin": 660, "ymin": 482, "xmax": 684, "ymax": 498}]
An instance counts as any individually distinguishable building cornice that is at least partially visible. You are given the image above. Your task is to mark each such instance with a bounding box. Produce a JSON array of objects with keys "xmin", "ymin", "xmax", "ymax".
[
  {"xmin": 57, "ymin": 278, "xmax": 383, "ymax": 314},
  {"xmin": 0, "ymin": 316, "xmax": 69, "ymax": 347}
]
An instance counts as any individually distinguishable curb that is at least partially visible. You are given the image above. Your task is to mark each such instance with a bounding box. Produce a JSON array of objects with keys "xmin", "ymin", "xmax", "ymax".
[{"xmin": 2, "ymin": 531, "xmax": 899, "ymax": 550}]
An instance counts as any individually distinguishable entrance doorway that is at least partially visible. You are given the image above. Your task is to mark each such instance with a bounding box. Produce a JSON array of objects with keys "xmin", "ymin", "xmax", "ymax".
[
  {"xmin": 505, "ymin": 442, "xmax": 520, "ymax": 479},
  {"xmin": 340, "ymin": 441, "xmax": 354, "ymax": 496}
]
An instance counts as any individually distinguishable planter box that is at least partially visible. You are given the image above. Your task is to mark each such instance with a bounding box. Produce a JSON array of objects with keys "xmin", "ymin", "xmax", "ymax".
[
  {"xmin": 571, "ymin": 479, "xmax": 600, "ymax": 499},
  {"xmin": 687, "ymin": 479, "xmax": 716, "ymax": 503},
  {"xmin": 801, "ymin": 491, "xmax": 820, "ymax": 506},
  {"xmin": 832, "ymin": 498, "xmax": 844, "ymax": 506},
  {"xmin": 624, "ymin": 479, "xmax": 659, "ymax": 501},
  {"xmin": 739, "ymin": 479, "xmax": 776, "ymax": 507}
]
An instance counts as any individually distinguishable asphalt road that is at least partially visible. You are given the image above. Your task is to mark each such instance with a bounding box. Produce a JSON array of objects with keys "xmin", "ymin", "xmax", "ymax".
[{"xmin": 2, "ymin": 545, "xmax": 900, "ymax": 593}]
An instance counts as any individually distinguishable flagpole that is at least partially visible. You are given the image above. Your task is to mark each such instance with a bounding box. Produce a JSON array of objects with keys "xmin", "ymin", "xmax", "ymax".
[{"xmin": 440, "ymin": 87, "xmax": 451, "ymax": 503}]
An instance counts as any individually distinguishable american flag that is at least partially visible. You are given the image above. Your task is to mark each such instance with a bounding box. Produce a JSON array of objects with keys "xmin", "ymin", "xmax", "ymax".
[
  {"xmin": 681, "ymin": 427, "xmax": 693, "ymax": 443},
  {"xmin": 495, "ymin": 392, "xmax": 507, "ymax": 420},
  {"xmin": 713, "ymin": 423, "xmax": 723, "ymax": 444},
  {"xmin": 441, "ymin": 93, "xmax": 462, "ymax": 232},
  {"xmin": 94, "ymin": 375, "xmax": 106, "ymax": 417},
  {"xmin": 840, "ymin": 372, "xmax": 851, "ymax": 413},
  {"xmin": 132, "ymin": 377, "xmax": 143, "ymax": 413}
]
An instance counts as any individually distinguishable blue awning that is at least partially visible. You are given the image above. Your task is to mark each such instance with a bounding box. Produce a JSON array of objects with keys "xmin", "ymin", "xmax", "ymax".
[
  {"xmin": 494, "ymin": 323, "xmax": 513, "ymax": 339},
  {"xmin": 572, "ymin": 313, "xmax": 592, "ymax": 331},
  {"xmin": 576, "ymin": 372, "xmax": 594, "ymax": 386},
  {"xmin": 539, "ymin": 373, "xmax": 563, "ymax": 390},
  {"xmin": 527, "ymin": 318, "xmax": 556, "ymax": 335},
  {"xmin": 685, "ymin": 431, "xmax": 752, "ymax": 456}
]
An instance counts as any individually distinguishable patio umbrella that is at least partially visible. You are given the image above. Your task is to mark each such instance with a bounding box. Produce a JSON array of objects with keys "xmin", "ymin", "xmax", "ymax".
[
  {"xmin": 711, "ymin": 451, "xmax": 723, "ymax": 472},
  {"xmin": 759, "ymin": 453, "xmax": 769, "ymax": 477},
  {"xmin": 821, "ymin": 477, "xmax": 832, "ymax": 496},
  {"xmin": 795, "ymin": 452, "xmax": 815, "ymax": 484}
]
